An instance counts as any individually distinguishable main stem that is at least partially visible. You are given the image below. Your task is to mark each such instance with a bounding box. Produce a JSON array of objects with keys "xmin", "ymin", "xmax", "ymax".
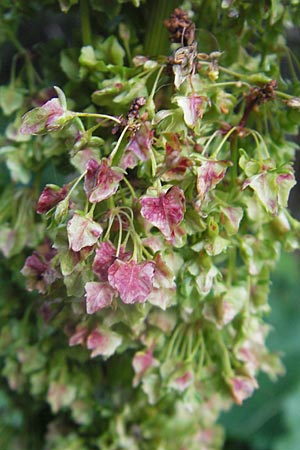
[
  {"xmin": 80, "ymin": 0, "xmax": 92, "ymax": 46},
  {"xmin": 144, "ymin": 0, "xmax": 178, "ymax": 57}
]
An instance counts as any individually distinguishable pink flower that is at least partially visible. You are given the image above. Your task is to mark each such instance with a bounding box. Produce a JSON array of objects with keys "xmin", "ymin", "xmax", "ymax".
[
  {"xmin": 67, "ymin": 213, "xmax": 103, "ymax": 252},
  {"xmin": 132, "ymin": 348, "xmax": 158, "ymax": 386},
  {"xmin": 87, "ymin": 326, "xmax": 122, "ymax": 358},
  {"xmin": 21, "ymin": 240, "xmax": 58, "ymax": 293},
  {"xmin": 163, "ymin": 140, "xmax": 192, "ymax": 181},
  {"xmin": 93, "ymin": 241, "xmax": 130, "ymax": 281},
  {"xmin": 121, "ymin": 123, "xmax": 153, "ymax": 169},
  {"xmin": 20, "ymin": 97, "xmax": 72, "ymax": 135},
  {"xmin": 92, "ymin": 240, "xmax": 130, "ymax": 281},
  {"xmin": 69, "ymin": 325, "xmax": 88, "ymax": 347},
  {"xmin": 84, "ymin": 158, "xmax": 124, "ymax": 203},
  {"xmin": 92, "ymin": 241, "xmax": 117, "ymax": 281},
  {"xmin": 140, "ymin": 186, "xmax": 185, "ymax": 240},
  {"xmin": 147, "ymin": 254, "xmax": 176, "ymax": 309},
  {"xmin": 227, "ymin": 375, "xmax": 258, "ymax": 405},
  {"xmin": 196, "ymin": 160, "xmax": 232, "ymax": 208},
  {"xmin": 47, "ymin": 382, "xmax": 76, "ymax": 413},
  {"xmin": 85, "ymin": 281, "xmax": 116, "ymax": 314},
  {"xmin": 176, "ymin": 94, "xmax": 209, "ymax": 127},
  {"xmin": 36, "ymin": 184, "xmax": 68, "ymax": 214},
  {"xmin": 108, "ymin": 259, "xmax": 155, "ymax": 304},
  {"xmin": 170, "ymin": 370, "xmax": 194, "ymax": 392}
]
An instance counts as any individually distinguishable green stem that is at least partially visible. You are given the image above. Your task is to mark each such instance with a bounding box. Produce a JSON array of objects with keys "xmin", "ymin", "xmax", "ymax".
[
  {"xmin": 144, "ymin": 0, "xmax": 178, "ymax": 56},
  {"xmin": 213, "ymin": 327, "xmax": 234, "ymax": 377},
  {"xmin": 66, "ymin": 170, "xmax": 87, "ymax": 200},
  {"xmin": 110, "ymin": 124, "xmax": 129, "ymax": 162},
  {"xmin": 229, "ymin": 134, "xmax": 238, "ymax": 203},
  {"xmin": 227, "ymin": 246, "xmax": 237, "ymax": 285},
  {"xmin": 80, "ymin": 0, "xmax": 92, "ymax": 46},
  {"xmin": 205, "ymin": 81, "xmax": 250, "ymax": 89},
  {"xmin": 148, "ymin": 65, "xmax": 165, "ymax": 105},
  {"xmin": 74, "ymin": 112, "xmax": 121, "ymax": 124},
  {"xmin": 211, "ymin": 126, "xmax": 237, "ymax": 158},
  {"xmin": 275, "ymin": 90, "xmax": 296, "ymax": 100},
  {"xmin": 122, "ymin": 177, "xmax": 137, "ymax": 200},
  {"xmin": 115, "ymin": 214, "xmax": 123, "ymax": 257}
]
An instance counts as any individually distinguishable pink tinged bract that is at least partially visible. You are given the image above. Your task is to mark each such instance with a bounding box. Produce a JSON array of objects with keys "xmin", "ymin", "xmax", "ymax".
[
  {"xmin": 140, "ymin": 186, "xmax": 186, "ymax": 239},
  {"xmin": 87, "ymin": 326, "xmax": 122, "ymax": 358},
  {"xmin": 176, "ymin": 94, "xmax": 209, "ymax": 127},
  {"xmin": 163, "ymin": 140, "xmax": 192, "ymax": 181},
  {"xmin": 125, "ymin": 123, "xmax": 153, "ymax": 162},
  {"xmin": 36, "ymin": 184, "xmax": 68, "ymax": 214},
  {"xmin": 21, "ymin": 243, "xmax": 58, "ymax": 293},
  {"xmin": 67, "ymin": 213, "xmax": 103, "ymax": 252},
  {"xmin": 92, "ymin": 241, "xmax": 131, "ymax": 281},
  {"xmin": 85, "ymin": 281, "xmax": 116, "ymax": 314},
  {"xmin": 196, "ymin": 160, "xmax": 232, "ymax": 208},
  {"xmin": 132, "ymin": 348, "xmax": 158, "ymax": 386},
  {"xmin": 243, "ymin": 172, "xmax": 278, "ymax": 214},
  {"xmin": 108, "ymin": 259, "xmax": 155, "ymax": 304},
  {"xmin": 170, "ymin": 370, "xmax": 194, "ymax": 392},
  {"xmin": 84, "ymin": 158, "xmax": 124, "ymax": 203},
  {"xmin": 20, "ymin": 98, "xmax": 71, "ymax": 135},
  {"xmin": 276, "ymin": 172, "xmax": 296, "ymax": 207},
  {"xmin": 92, "ymin": 241, "xmax": 117, "ymax": 281},
  {"xmin": 147, "ymin": 254, "xmax": 176, "ymax": 309},
  {"xmin": 227, "ymin": 375, "xmax": 258, "ymax": 405},
  {"xmin": 47, "ymin": 382, "xmax": 76, "ymax": 413},
  {"xmin": 69, "ymin": 325, "xmax": 88, "ymax": 347}
]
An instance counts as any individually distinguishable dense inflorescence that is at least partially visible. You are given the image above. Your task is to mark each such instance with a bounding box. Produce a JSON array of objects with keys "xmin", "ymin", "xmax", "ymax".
[{"xmin": 1, "ymin": 1, "xmax": 300, "ymax": 449}]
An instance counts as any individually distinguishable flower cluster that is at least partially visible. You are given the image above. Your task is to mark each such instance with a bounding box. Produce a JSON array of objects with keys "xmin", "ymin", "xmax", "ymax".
[{"xmin": 1, "ymin": 2, "xmax": 300, "ymax": 449}]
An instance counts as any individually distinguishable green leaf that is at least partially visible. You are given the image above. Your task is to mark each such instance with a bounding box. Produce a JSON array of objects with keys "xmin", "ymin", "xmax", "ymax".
[
  {"xmin": 0, "ymin": 85, "xmax": 24, "ymax": 116},
  {"xmin": 58, "ymin": 0, "xmax": 78, "ymax": 13},
  {"xmin": 60, "ymin": 49, "xmax": 81, "ymax": 81}
]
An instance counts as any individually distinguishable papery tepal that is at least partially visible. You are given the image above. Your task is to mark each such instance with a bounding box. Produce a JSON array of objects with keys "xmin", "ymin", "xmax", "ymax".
[
  {"xmin": 36, "ymin": 184, "xmax": 68, "ymax": 214},
  {"xmin": 86, "ymin": 326, "xmax": 122, "ymax": 358},
  {"xmin": 85, "ymin": 281, "xmax": 116, "ymax": 314},
  {"xmin": 196, "ymin": 159, "xmax": 232, "ymax": 209},
  {"xmin": 21, "ymin": 241, "xmax": 58, "ymax": 293},
  {"xmin": 84, "ymin": 158, "xmax": 124, "ymax": 203},
  {"xmin": 67, "ymin": 214, "xmax": 103, "ymax": 252},
  {"xmin": 140, "ymin": 186, "xmax": 186, "ymax": 240},
  {"xmin": 108, "ymin": 259, "xmax": 155, "ymax": 304},
  {"xmin": 20, "ymin": 88, "xmax": 73, "ymax": 135}
]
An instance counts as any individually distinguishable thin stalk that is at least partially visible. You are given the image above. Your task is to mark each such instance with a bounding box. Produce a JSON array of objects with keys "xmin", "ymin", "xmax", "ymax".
[
  {"xmin": 115, "ymin": 214, "xmax": 123, "ymax": 258},
  {"xmin": 66, "ymin": 170, "xmax": 87, "ymax": 201},
  {"xmin": 74, "ymin": 112, "xmax": 121, "ymax": 124},
  {"xmin": 249, "ymin": 129, "xmax": 270, "ymax": 159},
  {"xmin": 148, "ymin": 65, "xmax": 165, "ymax": 105},
  {"xmin": 201, "ymin": 129, "xmax": 221, "ymax": 156},
  {"xmin": 148, "ymin": 147, "xmax": 157, "ymax": 178},
  {"xmin": 110, "ymin": 125, "xmax": 129, "ymax": 162},
  {"xmin": 88, "ymin": 203, "xmax": 96, "ymax": 218},
  {"xmin": 103, "ymin": 214, "xmax": 115, "ymax": 241},
  {"xmin": 205, "ymin": 81, "xmax": 250, "ymax": 89},
  {"xmin": 230, "ymin": 134, "xmax": 238, "ymax": 185},
  {"xmin": 213, "ymin": 327, "xmax": 234, "ymax": 377},
  {"xmin": 122, "ymin": 177, "xmax": 137, "ymax": 200},
  {"xmin": 227, "ymin": 246, "xmax": 237, "ymax": 286},
  {"xmin": 211, "ymin": 126, "xmax": 237, "ymax": 158},
  {"xmin": 80, "ymin": 0, "xmax": 92, "ymax": 46}
]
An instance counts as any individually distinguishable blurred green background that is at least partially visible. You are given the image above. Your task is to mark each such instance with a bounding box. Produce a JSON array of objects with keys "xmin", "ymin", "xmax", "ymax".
[{"xmin": 222, "ymin": 251, "xmax": 300, "ymax": 450}]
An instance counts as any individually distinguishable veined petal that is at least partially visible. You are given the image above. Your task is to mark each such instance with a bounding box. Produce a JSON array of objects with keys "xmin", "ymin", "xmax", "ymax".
[
  {"xmin": 108, "ymin": 259, "xmax": 155, "ymax": 304},
  {"xmin": 84, "ymin": 158, "xmax": 123, "ymax": 203},
  {"xmin": 85, "ymin": 281, "xmax": 116, "ymax": 314},
  {"xmin": 67, "ymin": 214, "xmax": 103, "ymax": 252},
  {"xmin": 140, "ymin": 186, "xmax": 185, "ymax": 239}
]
